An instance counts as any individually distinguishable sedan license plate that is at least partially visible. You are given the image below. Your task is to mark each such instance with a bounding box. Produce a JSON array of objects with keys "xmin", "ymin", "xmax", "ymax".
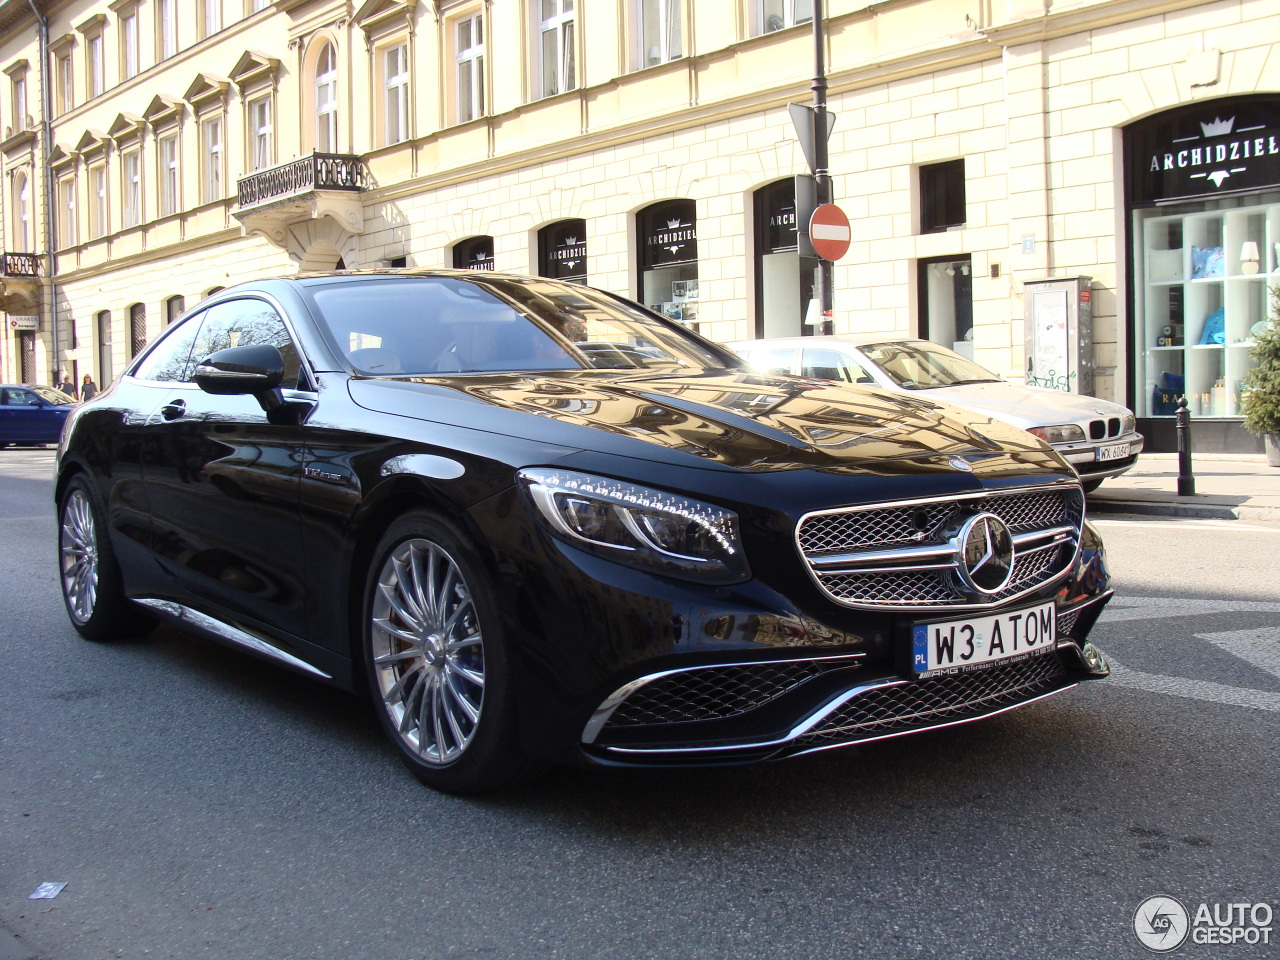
[
  {"xmin": 1097, "ymin": 441, "xmax": 1131, "ymax": 462},
  {"xmin": 911, "ymin": 602, "xmax": 1056, "ymax": 676}
]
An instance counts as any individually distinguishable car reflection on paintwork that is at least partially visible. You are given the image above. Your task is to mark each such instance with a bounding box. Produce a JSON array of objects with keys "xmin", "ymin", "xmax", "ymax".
[{"xmin": 729, "ymin": 335, "xmax": 1143, "ymax": 491}]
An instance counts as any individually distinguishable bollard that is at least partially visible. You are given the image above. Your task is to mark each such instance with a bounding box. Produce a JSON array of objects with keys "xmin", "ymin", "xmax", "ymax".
[{"xmin": 1176, "ymin": 396, "xmax": 1195, "ymax": 496}]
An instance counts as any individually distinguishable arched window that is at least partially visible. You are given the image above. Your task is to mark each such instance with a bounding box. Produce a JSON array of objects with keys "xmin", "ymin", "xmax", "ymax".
[
  {"xmin": 129, "ymin": 302, "xmax": 148, "ymax": 358},
  {"xmin": 97, "ymin": 310, "xmax": 113, "ymax": 386},
  {"xmin": 754, "ymin": 179, "xmax": 814, "ymax": 339},
  {"xmin": 166, "ymin": 295, "xmax": 186, "ymax": 325},
  {"xmin": 537, "ymin": 220, "xmax": 587, "ymax": 283},
  {"xmin": 453, "ymin": 235, "xmax": 494, "ymax": 271},
  {"xmin": 315, "ymin": 43, "xmax": 338, "ymax": 152},
  {"xmin": 637, "ymin": 199, "xmax": 698, "ymax": 328}
]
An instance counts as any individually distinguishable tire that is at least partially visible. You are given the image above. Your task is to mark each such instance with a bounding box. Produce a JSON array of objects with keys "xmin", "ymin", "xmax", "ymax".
[
  {"xmin": 1081, "ymin": 478, "xmax": 1104, "ymax": 494},
  {"xmin": 58, "ymin": 475, "xmax": 156, "ymax": 641},
  {"xmin": 363, "ymin": 511, "xmax": 543, "ymax": 794}
]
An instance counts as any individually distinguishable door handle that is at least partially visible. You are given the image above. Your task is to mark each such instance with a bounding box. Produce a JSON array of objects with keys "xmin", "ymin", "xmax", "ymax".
[{"xmin": 160, "ymin": 399, "xmax": 187, "ymax": 421}]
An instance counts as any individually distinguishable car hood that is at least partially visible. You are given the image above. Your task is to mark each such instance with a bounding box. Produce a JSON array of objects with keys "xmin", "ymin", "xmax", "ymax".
[
  {"xmin": 348, "ymin": 369, "xmax": 1067, "ymax": 480},
  {"xmin": 906, "ymin": 381, "xmax": 1130, "ymax": 430}
]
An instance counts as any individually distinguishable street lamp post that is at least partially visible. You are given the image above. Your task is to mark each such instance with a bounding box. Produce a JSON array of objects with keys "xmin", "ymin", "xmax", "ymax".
[{"xmin": 811, "ymin": 0, "xmax": 834, "ymax": 336}]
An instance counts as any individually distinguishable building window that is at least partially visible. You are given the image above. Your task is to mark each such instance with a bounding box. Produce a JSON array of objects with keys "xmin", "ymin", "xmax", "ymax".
[
  {"xmin": 159, "ymin": 0, "xmax": 178, "ymax": 58},
  {"xmin": 638, "ymin": 199, "xmax": 698, "ymax": 328},
  {"xmin": 383, "ymin": 43, "xmax": 410, "ymax": 144},
  {"xmin": 87, "ymin": 32, "xmax": 104, "ymax": 98},
  {"xmin": 754, "ymin": 179, "xmax": 815, "ymax": 338},
  {"xmin": 59, "ymin": 176, "xmax": 77, "ymax": 248},
  {"xmin": 536, "ymin": 0, "xmax": 575, "ymax": 99},
  {"xmin": 90, "ymin": 164, "xmax": 107, "ymax": 237},
  {"xmin": 122, "ymin": 10, "xmax": 140, "ymax": 79},
  {"xmin": 122, "ymin": 150, "xmax": 142, "ymax": 227},
  {"xmin": 129, "ymin": 302, "xmax": 147, "ymax": 358},
  {"xmin": 455, "ymin": 13, "xmax": 484, "ymax": 123},
  {"xmin": 159, "ymin": 134, "xmax": 179, "ymax": 216},
  {"xmin": 918, "ymin": 256, "xmax": 973, "ymax": 356},
  {"xmin": 55, "ymin": 52, "xmax": 74, "ymax": 114},
  {"xmin": 920, "ymin": 159, "xmax": 966, "ymax": 234},
  {"xmin": 315, "ymin": 43, "xmax": 338, "ymax": 151},
  {"xmin": 252, "ymin": 0, "xmax": 270, "ymax": 11},
  {"xmin": 13, "ymin": 172, "xmax": 31, "ymax": 250},
  {"xmin": 639, "ymin": 0, "xmax": 681, "ymax": 68},
  {"xmin": 538, "ymin": 219, "xmax": 587, "ymax": 282},
  {"xmin": 453, "ymin": 235, "xmax": 494, "ymax": 270},
  {"xmin": 97, "ymin": 309, "xmax": 113, "ymax": 385},
  {"xmin": 203, "ymin": 0, "xmax": 222, "ymax": 38},
  {"xmin": 761, "ymin": 0, "xmax": 812, "ymax": 34},
  {"xmin": 166, "ymin": 295, "xmax": 185, "ymax": 325},
  {"xmin": 11, "ymin": 71, "xmax": 28, "ymax": 129},
  {"xmin": 249, "ymin": 96, "xmax": 272, "ymax": 169},
  {"xmin": 202, "ymin": 117, "xmax": 223, "ymax": 202}
]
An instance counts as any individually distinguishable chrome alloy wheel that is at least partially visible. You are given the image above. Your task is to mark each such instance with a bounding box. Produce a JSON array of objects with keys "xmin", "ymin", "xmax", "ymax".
[
  {"xmin": 370, "ymin": 538, "xmax": 485, "ymax": 765},
  {"xmin": 60, "ymin": 488, "xmax": 100, "ymax": 624}
]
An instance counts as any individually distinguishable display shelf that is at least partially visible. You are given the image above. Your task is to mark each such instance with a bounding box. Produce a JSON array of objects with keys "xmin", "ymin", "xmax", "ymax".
[{"xmin": 1135, "ymin": 195, "xmax": 1280, "ymax": 418}]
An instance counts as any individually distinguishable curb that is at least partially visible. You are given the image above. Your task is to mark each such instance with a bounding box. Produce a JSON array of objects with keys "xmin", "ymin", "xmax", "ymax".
[{"xmin": 1086, "ymin": 497, "xmax": 1240, "ymax": 520}]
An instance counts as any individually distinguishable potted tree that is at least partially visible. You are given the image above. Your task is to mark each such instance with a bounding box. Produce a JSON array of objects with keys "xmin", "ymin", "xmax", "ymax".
[{"xmin": 1241, "ymin": 287, "xmax": 1280, "ymax": 466}]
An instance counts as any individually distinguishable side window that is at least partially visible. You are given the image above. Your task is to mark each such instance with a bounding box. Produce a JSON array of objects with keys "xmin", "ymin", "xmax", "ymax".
[
  {"xmin": 193, "ymin": 298, "xmax": 302, "ymax": 389},
  {"xmin": 133, "ymin": 312, "xmax": 207, "ymax": 383},
  {"xmin": 801, "ymin": 348, "xmax": 873, "ymax": 384},
  {"xmin": 7, "ymin": 389, "xmax": 40, "ymax": 406},
  {"xmin": 744, "ymin": 346, "xmax": 796, "ymax": 375}
]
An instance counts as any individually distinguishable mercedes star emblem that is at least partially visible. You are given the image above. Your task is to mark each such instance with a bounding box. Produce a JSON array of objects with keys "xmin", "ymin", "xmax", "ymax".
[{"xmin": 953, "ymin": 512, "xmax": 1015, "ymax": 596}]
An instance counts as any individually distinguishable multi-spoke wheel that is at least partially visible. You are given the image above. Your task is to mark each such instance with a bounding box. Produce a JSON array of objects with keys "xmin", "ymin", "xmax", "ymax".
[
  {"xmin": 58, "ymin": 475, "xmax": 155, "ymax": 641},
  {"xmin": 364, "ymin": 512, "xmax": 541, "ymax": 793}
]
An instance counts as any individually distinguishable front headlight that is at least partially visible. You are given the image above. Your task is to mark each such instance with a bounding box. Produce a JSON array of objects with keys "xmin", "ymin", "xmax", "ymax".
[
  {"xmin": 1027, "ymin": 423, "xmax": 1087, "ymax": 444},
  {"xmin": 518, "ymin": 468, "xmax": 750, "ymax": 584},
  {"xmin": 1122, "ymin": 413, "xmax": 1136, "ymax": 434}
]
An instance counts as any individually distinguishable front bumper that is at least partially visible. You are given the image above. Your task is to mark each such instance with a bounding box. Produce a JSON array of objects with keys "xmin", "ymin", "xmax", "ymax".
[
  {"xmin": 579, "ymin": 596, "xmax": 1110, "ymax": 767},
  {"xmin": 1057, "ymin": 431, "xmax": 1145, "ymax": 479}
]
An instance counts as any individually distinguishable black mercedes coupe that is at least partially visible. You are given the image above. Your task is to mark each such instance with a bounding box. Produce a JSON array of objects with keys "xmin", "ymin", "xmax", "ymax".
[{"xmin": 55, "ymin": 271, "xmax": 1112, "ymax": 793}]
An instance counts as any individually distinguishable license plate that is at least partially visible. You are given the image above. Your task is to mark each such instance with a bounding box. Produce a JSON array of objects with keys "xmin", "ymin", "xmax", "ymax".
[
  {"xmin": 1097, "ymin": 441, "xmax": 1131, "ymax": 462},
  {"xmin": 911, "ymin": 602, "xmax": 1057, "ymax": 676}
]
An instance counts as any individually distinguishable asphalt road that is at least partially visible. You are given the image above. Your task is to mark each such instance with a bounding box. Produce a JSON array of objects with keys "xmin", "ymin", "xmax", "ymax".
[{"xmin": 2, "ymin": 449, "xmax": 1277, "ymax": 960}]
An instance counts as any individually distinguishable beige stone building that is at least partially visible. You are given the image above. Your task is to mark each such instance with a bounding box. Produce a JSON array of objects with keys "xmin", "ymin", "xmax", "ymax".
[{"xmin": 1, "ymin": 0, "xmax": 1277, "ymax": 449}]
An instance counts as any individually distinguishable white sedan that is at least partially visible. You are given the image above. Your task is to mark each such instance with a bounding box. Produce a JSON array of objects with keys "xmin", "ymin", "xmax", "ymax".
[{"xmin": 729, "ymin": 335, "xmax": 1143, "ymax": 491}]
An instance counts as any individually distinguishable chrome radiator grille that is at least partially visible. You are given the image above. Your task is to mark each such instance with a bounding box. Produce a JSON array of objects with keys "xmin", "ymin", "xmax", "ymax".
[
  {"xmin": 794, "ymin": 654, "xmax": 1068, "ymax": 749},
  {"xmin": 797, "ymin": 486, "xmax": 1084, "ymax": 610}
]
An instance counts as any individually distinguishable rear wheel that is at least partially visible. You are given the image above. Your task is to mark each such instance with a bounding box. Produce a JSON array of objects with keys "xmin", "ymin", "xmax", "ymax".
[
  {"xmin": 363, "ymin": 512, "xmax": 542, "ymax": 793},
  {"xmin": 58, "ymin": 476, "xmax": 155, "ymax": 641}
]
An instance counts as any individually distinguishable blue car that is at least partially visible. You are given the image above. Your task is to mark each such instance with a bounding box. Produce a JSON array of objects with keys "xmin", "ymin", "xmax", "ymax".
[{"xmin": 0, "ymin": 384, "xmax": 76, "ymax": 447}]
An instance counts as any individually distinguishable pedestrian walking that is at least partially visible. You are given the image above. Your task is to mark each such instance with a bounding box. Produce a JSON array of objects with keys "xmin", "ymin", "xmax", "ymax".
[
  {"xmin": 55, "ymin": 371, "xmax": 78, "ymax": 400},
  {"xmin": 80, "ymin": 374, "xmax": 99, "ymax": 402}
]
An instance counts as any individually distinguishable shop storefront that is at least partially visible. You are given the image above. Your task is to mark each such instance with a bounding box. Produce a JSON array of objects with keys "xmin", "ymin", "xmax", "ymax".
[
  {"xmin": 753, "ymin": 179, "xmax": 815, "ymax": 339},
  {"xmin": 453, "ymin": 235, "xmax": 495, "ymax": 271},
  {"xmin": 638, "ymin": 200, "xmax": 699, "ymax": 330},
  {"xmin": 1127, "ymin": 94, "xmax": 1280, "ymax": 451},
  {"xmin": 537, "ymin": 219, "xmax": 587, "ymax": 283}
]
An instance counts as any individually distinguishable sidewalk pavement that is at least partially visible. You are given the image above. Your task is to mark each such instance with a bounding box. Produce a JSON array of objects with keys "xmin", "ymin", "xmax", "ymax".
[{"xmin": 1086, "ymin": 452, "xmax": 1280, "ymax": 521}]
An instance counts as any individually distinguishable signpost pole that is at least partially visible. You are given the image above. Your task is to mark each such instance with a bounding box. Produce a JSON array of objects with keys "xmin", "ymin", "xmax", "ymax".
[{"xmin": 812, "ymin": 0, "xmax": 833, "ymax": 335}]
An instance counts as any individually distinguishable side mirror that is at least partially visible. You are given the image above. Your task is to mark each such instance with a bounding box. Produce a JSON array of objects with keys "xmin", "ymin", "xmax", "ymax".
[{"xmin": 194, "ymin": 344, "xmax": 286, "ymax": 414}]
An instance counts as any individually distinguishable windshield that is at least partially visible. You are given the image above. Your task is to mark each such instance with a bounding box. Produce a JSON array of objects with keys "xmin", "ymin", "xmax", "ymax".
[
  {"xmin": 305, "ymin": 275, "xmax": 735, "ymax": 376},
  {"xmin": 859, "ymin": 341, "xmax": 1003, "ymax": 389},
  {"xmin": 32, "ymin": 385, "xmax": 76, "ymax": 404}
]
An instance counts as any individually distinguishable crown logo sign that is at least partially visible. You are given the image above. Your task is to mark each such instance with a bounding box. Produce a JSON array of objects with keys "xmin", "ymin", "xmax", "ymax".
[
  {"xmin": 666, "ymin": 219, "xmax": 683, "ymax": 229},
  {"xmin": 1200, "ymin": 116, "xmax": 1235, "ymax": 138}
]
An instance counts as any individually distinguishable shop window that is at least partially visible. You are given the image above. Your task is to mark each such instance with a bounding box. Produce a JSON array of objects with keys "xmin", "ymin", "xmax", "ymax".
[
  {"xmin": 754, "ymin": 179, "xmax": 816, "ymax": 338},
  {"xmin": 638, "ymin": 199, "xmax": 698, "ymax": 329},
  {"xmin": 918, "ymin": 256, "xmax": 973, "ymax": 356},
  {"xmin": 920, "ymin": 159, "xmax": 965, "ymax": 234},
  {"xmin": 453, "ymin": 236, "xmax": 494, "ymax": 271},
  {"xmin": 538, "ymin": 219, "xmax": 587, "ymax": 283}
]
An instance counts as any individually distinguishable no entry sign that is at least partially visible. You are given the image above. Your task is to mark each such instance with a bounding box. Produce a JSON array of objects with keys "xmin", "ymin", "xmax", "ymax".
[{"xmin": 809, "ymin": 203, "xmax": 851, "ymax": 261}]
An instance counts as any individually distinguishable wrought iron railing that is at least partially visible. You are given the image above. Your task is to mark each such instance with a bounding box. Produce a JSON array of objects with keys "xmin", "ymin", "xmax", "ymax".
[
  {"xmin": 1, "ymin": 252, "xmax": 41, "ymax": 277},
  {"xmin": 236, "ymin": 153, "xmax": 366, "ymax": 208}
]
